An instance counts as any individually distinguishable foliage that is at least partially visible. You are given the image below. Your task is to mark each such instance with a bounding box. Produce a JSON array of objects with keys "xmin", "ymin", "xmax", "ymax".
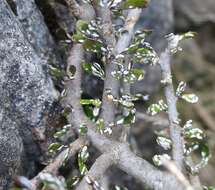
[
  {"xmin": 50, "ymin": 3, "xmax": 211, "ymax": 190},
  {"xmin": 12, "ymin": 0, "xmax": 213, "ymax": 189}
]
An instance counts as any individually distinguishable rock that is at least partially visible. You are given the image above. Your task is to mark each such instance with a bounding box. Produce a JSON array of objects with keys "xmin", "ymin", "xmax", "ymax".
[
  {"xmin": 49, "ymin": 1, "xmax": 76, "ymax": 34},
  {"xmin": 138, "ymin": 0, "xmax": 174, "ymax": 52},
  {"xmin": 0, "ymin": 114, "xmax": 23, "ymax": 189},
  {"xmin": 133, "ymin": 0, "xmax": 174, "ymax": 95},
  {"xmin": 196, "ymin": 25, "xmax": 215, "ymax": 63},
  {"xmin": 173, "ymin": 39, "xmax": 215, "ymax": 89},
  {"xmin": 0, "ymin": 0, "xmax": 58, "ymax": 188},
  {"xmin": 174, "ymin": 0, "xmax": 215, "ymax": 30},
  {"xmin": 12, "ymin": 0, "xmax": 62, "ymax": 68}
]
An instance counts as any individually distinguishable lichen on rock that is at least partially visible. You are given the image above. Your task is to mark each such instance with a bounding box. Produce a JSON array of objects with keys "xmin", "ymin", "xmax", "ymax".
[{"xmin": 0, "ymin": 0, "xmax": 58, "ymax": 188}]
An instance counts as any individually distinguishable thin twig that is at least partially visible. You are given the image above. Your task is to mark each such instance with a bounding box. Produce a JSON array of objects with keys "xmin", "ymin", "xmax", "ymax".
[
  {"xmin": 120, "ymin": 56, "xmax": 131, "ymax": 142},
  {"xmin": 161, "ymin": 158, "xmax": 193, "ymax": 190},
  {"xmin": 159, "ymin": 50, "xmax": 185, "ymax": 171}
]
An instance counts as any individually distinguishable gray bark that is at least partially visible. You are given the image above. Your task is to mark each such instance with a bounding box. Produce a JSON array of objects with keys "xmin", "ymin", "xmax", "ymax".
[{"xmin": 0, "ymin": 0, "xmax": 58, "ymax": 188}]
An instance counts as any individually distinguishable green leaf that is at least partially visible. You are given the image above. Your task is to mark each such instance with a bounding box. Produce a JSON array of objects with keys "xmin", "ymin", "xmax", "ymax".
[
  {"xmin": 82, "ymin": 63, "xmax": 105, "ymax": 80},
  {"xmin": 79, "ymin": 124, "xmax": 88, "ymax": 135},
  {"xmin": 72, "ymin": 33, "xmax": 86, "ymax": 43},
  {"xmin": 48, "ymin": 142, "xmax": 64, "ymax": 153},
  {"xmin": 96, "ymin": 118, "xmax": 112, "ymax": 135},
  {"xmin": 116, "ymin": 109, "xmax": 136, "ymax": 125},
  {"xmin": 136, "ymin": 93, "xmax": 150, "ymax": 100},
  {"xmin": 66, "ymin": 176, "xmax": 80, "ymax": 188},
  {"xmin": 112, "ymin": 67, "xmax": 145, "ymax": 83},
  {"xmin": 80, "ymin": 98, "xmax": 101, "ymax": 107},
  {"xmin": 176, "ymin": 81, "xmax": 186, "ymax": 97},
  {"xmin": 83, "ymin": 39, "xmax": 103, "ymax": 53},
  {"xmin": 53, "ymin": 129, "xmax": 67, "ymax": 139},
  {"xmin": 104, "ymin": 127, "xmax": 113, "ymax": 135},
  {"xmin": 181, "ymin": 94, "xmax": 199, "ymax": 103},
  {"xmin": 123, "ymin": 37, "xmax": 159, "ymax": 65},
  {"xmin": 115, "ymin": 185, "xmax": 128, "ymax": 190},
  {"xmin": 122, "ymin": 30, "xmax": 159, "ymax": 65},
  {"xmin": 200, "ymin": 143, "xmax": 210, "ymax": 160},
  {"xmin": 203, "ymin": 186, "xmax": 215, "ymax": 190},
  {"xmin": 184, "ymin": 128, "xmax": 205, "ymax": 140},
  {"xmin": 117, "ymin": 98, "xmax": 134, "ymax": 109},
  {"xmin": 123, "ymin": 68, "xmax": 145, "ymax": 83},
  {"xmin": 96, "ymin": 118, "xmax": 105, "ymax": 134},
  {"xmin": 122, "ymin": 0, "xmax": 149, "ymax": 9},
  {"xmin": 78, "ymin": 146, "xmax": 89, "ymax": 175},
  {"xmin": 183, "ymin": 120, "xmax": 193, "ymax": 129},
  {"xmin": 72, "ymin": 20, "xmax": 104, "ymax": 53},
  {"xmin": 93, "ymin": 107, "xmax": 100, "ymax": 117},
  {"xmin": 185, "ymin": 142, "xmax": 210, "ymax": 174},
  {"xmin": 183, "ymin": 120, "xmax": 205, "ymax": 140},
  {"xmin": 73, "ymin": 19, "xmax": 103, "ymax": 53},
  {"xmin": 83, "ymin": 105, "xmax": 96, "ymax": 120},
  {"xmin": 79, "ymin": 146, "xmax": 89, "ymax": 161},
  {"xmin": 183, "ymin": 120, "xmax": 208, "ymax": 173},
  {"xmin": 147, "ymin": 100, "xmax": 168, "ymax": 115},
  {"xmin": 166, "ymin": 32, "xmax": 196, "ymax": 54},
  {"xmin": 182, "ymin": 31, "xmax": 197, "ymax": 39},
  {"xmin": 156, "ymin": 136, "xmax": 172, "ymax": 150},
  {"xmin": 76, "ymin": 20, "xmax": 88, "ymax": 33},
  {"xmin": 78, "ymin": 161, "xmax": 88, "ymax": 175}
]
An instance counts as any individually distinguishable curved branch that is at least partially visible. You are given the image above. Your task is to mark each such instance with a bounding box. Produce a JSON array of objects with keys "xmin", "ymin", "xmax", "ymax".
[{"xmin": 117, "ymin": 144, "xmax": 184, "ymax": 190}]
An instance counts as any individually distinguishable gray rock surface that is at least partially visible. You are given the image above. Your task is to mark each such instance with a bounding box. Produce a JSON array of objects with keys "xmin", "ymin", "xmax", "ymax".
[
  {"xmin": 0, "ymin": 0, "xmax": 58, "ymax": 188},
  {"xmin": 138, "ymin": 0, "xmax": 174, "ymax": 52},
  {"xmin": 174, "ymin": 0, "xmax": 215, "ymax": 29},
  {"xmin": 12, "ymin": 0, "xmax": 62, "ymax": 68},
  {"xmin": 133, "ymin": 0, "xmax": 174, "ymax": 94},
  {"xmin": 50, "ymin": 1, "xmax": 76, "ymax": 34}
]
